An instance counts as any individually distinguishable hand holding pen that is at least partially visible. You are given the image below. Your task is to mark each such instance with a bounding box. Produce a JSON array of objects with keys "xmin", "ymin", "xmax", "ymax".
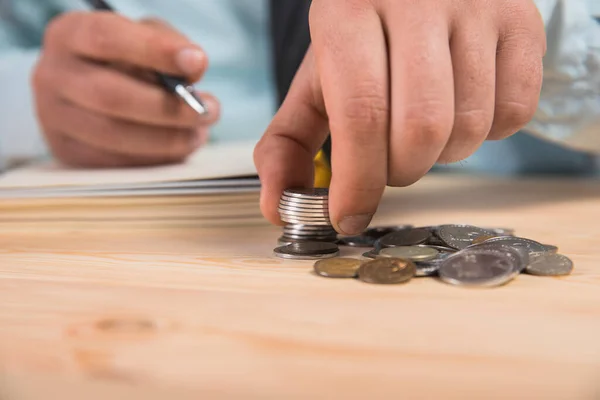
[{"xmin": 32, "ymin": 7, "xmax": 219, "ymax": 168}]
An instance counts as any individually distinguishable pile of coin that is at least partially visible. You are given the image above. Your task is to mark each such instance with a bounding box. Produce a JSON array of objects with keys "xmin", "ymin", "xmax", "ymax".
[
  {"xmin": 276, "ymin": 188, "xmax": 337, "ymax": 247},
  {"xmin": 272, "ymin": 189, "xmax": 574, "ymax": 288}
]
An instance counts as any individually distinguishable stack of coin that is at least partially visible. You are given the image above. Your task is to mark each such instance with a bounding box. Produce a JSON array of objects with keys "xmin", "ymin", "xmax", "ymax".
[{"xmin": 277, "ymin": 188, "xmax": 337, "ymax": 246}]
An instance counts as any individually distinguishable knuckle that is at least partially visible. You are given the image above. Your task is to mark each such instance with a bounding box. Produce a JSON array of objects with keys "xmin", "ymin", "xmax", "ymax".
[
  {"xmin": 495, "ymin": 100, "xmax": 536, "ymax": 131},
  {"xmin": 90, "ymin": 77, "xmax": 126, "ymax": 112},
  {"xmin": 341, "ymin": 86, "xmax": 389, "ymax": 131},
  {"xmin": 81, "ymin": 15, "xmax": 116, "ymax": 57},
  {"xmin": 453, "ymin": 109, "xmax": 493, "ymax": 142},
  {"xmin": 402, "ymin": 102, "xmax": 453, "ymax": 147}
]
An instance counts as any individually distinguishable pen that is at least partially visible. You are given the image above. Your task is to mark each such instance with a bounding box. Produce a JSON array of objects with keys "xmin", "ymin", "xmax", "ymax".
[{"xmin": 84, "ymin": 0, "xmax": 208, "ymax": 116}]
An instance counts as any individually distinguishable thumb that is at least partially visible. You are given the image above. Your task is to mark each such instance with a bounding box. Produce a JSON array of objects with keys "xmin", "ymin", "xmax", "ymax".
[{"xmin": 253, "ymin": 48, "xmax": 330, "ymax": 225}]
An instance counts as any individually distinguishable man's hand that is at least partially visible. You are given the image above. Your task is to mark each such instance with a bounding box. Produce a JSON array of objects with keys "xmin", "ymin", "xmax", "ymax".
[
  {"xmin": 254, "ymin": 0, "xmax": 546, "ymax": 234},
  {"xmin": 33, "ymin": 12, "xmax": 220, "ymax": 168}
]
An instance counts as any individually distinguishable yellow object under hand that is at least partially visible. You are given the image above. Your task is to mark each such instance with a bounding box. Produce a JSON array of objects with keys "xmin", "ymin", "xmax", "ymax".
[{"xmin": 313, "ymin": 150, "xmax": 331, "ymax": 188}]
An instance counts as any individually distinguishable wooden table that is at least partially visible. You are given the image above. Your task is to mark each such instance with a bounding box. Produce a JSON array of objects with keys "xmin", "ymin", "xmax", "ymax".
[{"xmin": 1, "ymin": 175, "xmax": 599, "ymax": 400}]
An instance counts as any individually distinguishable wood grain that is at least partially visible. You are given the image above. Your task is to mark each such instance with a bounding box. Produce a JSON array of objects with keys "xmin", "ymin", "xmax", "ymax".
[{"xmin": 1, "ymin": 174, "xmax": 599, "ymax": 400}]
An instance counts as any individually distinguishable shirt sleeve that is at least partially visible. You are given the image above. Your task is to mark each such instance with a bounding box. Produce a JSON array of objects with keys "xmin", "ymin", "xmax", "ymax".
[
  {"xmin": 525, "ymin": 0, "xmax": 600, "ymax": 154},
  {"xmin": 0, "ymin": 47, "xmax": 48, "ymax": 171}
]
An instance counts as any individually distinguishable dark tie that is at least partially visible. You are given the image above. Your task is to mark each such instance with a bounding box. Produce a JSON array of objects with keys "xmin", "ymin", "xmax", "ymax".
[{"xmin": 269, "ymin": 0, "xmax": 332, "ymax": 167}]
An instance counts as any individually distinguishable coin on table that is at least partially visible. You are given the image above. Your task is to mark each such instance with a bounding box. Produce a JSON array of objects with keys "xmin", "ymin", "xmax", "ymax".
[
  {"xmin": 377, "ymin": 246, "xmax": 439, "ymax": 262},
  {"xmin": 437, "ymin": 225, "xmax": 497, "ymax": 250},
  {"xmin": 472, "ymin": 235, "xmax": 498, "ymax": 245},
  {"xmin": 314, "ymin": 258, "xmax": 363, "ymax": 278},
  {"xmin": 483, "ymin": 227, "xmax": 515, "ymax": 236},
  {"xmin": 438, "ymin": 248, "xmax": 521, "ymax": 287},
  {"xmin": 542, "ymin": 244, "xmax": 559, "ymax": 254},
  {"xmin": 414, "ymin": 260, "xmax": 442, "ymax": 277},
  {"xmin": 364, "ymin": 225, "xmax": 414, "ymax": 239},
  {"xmin": 379, "ymin": 228, "xmax": 431, "ymax": 248},
  {"xmin": 274, "ymin": 241, "xmax": 339, "ymax": 260},
  {"xmin": 358, "ymin": 258, "xmax": 416, "ymax": 284},
  {"xmin": 525, "ymin": 253, "xmax": 574, "ymax": 276},
  {"xmin": 337, "ymin": 235, "xmax": 377, "ymax": 248},
  {"xmin": 479, "ymin": 236, "xmax": 547, "ymax": 257},
  {"xmin": 416, "ymin": 244, "xmax": 456, "ymax": 254},
  {"xmin": 467, "ymin": 242, "xmax": 530, "ymax": 273},
  {"xmin": 362, "ymin": 250, "xmax": 379, "ymax": 259}
]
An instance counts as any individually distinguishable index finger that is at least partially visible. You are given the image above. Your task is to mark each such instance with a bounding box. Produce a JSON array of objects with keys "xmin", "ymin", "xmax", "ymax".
[
  {"xmin": 45, "ymin": 12, "xmax": 206, "ymax": 81},
  {"xmin": 309, "ymin": 1, "xmax": 389, "ymax": 235}
]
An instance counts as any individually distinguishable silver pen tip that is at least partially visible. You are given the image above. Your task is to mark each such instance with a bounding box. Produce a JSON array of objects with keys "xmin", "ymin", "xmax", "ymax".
[{"xmin": 175, "ymin": 84, "xmax": 208, "ymax": 116}]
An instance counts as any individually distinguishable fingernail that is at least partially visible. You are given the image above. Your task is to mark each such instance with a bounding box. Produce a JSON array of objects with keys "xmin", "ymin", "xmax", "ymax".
[
  {"xmin": 176, "ymin": 48, "xmax": 205, "ymax": 76},
  {"xmin": 337, "ymin": 214, "xmax": 373, "ymax": 236}
]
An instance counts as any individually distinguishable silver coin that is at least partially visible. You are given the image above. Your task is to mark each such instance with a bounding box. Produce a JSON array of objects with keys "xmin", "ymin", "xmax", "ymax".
[
  {"xmin": 274, "ymin": 241, "xmax": 340, "ymax": 260},
  {"xmin": 437, "ymin": 225, "xmax": 497, "ymax": 250},
  {"xmin": 283, "ymin": 231, "xmax": 336, "ymax": 237},
  {"xmin": 483, "ymin": 227, "xmax": 515, "ymax": 236},
  {"xmin": 280, "ymin": 197, "xmax": 328, "ymax": 206},
  {"xmin": 378, "ymin": 246, "xmax": 439, "ymax": 261},
  {"xmin": 274, "ymin": 250, "xmax": 340, "ymax": 260},
  {"xmin": 278, "ymin": 200, "xmax": 329, "ymax": 209},
  {"xmin": 364, "ymin": 225, "xmax": 414, "ymax": 239},
  {"xmin": 280, "ymin": 217, "xmax": 331, "ymax": 226},
  {"xmin": 467, "ymin": 242, "xmax": 529, "ymax": 273},
  {"xmin": 438, "ymin": 248, "xmax": 521, "ymax": 287},
  {"xmin": 280, "ymin": 214, "xmax": 330, "ymax": 221},
  {"xmin": 278, "ymin": 208, "xmax": 330, "ymax": 218},
  {"xmin": 277, "ymin": 237, "xmax": 293, "ymax": 246},
  {"xmin": 280, "ymin": 195, "xmax": 328, "ymax": 203},
  {"xmin": 279, "ymin": 199, "xmax": 328, "ymax": 209},
  {"xmin": 282, "ymin": 235, "xmax": 337, "ymax": 242},
  {"xmin": 284, "ymin": 224, "xmax": 334, "ymax": 232},
  {"xmin": 414, "ymin": 260, "xmax": 441, "ymax": 277},
  {"xmin": 362, "ymin": 250, "xmax": 379, "ymax": 259},
  {"xmin": 480, "ymin": 236, "xmax": 547, "ymax": 257},
  {"xmin": 525, "ymin": 253, "xmax": 574, "ymax": 276},
  {"xmin": 287, "ymin": 241, "xmax": 339, "ymax": 255},
  {"xmin": 379, "ymin": 228, "xmax": 431, "ymax": 248},
  {"xmin": 337, "ymin": 235, "xmax": 377, "ymax": 248},
  {"xmin": 283, "ymin": 227, "xmax": 336, "ymax": 234},
  {"xmin": 416, "ymin": 244, "xmax": 456, "ymax": 253},
  {"xmin": 283, "ymin": 188, "xmax": 329, "ymax": 199},
  {"xmin": 542, "ymin": 244, "xmax": 559, "ymax": 254}
]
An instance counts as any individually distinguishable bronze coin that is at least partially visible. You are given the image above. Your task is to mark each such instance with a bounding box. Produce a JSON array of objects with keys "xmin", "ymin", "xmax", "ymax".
[
  {"xmin": 358, "ymin": 258, "xmax": 416, "ymax": 284},
  {"xmin": 314, "ymin": 258, "xmax": 364, "ymax": 278}
]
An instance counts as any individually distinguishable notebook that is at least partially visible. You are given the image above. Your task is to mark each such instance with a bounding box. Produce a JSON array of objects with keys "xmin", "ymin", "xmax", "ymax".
[
  {"xmin": 0, "ymin": 140, "xmax": 261, "ymax": 199},
  {"xmin": 0, "ymin": 141, "xmax": 265, "ymax": 228}
]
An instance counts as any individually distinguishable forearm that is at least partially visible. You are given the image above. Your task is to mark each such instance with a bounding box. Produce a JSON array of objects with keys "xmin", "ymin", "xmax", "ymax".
[
  {"xmin": 0, "ymin": 49, "xmax": 49, "ymax": 171},
  {"xmin": 526, "ymin": 0, "xmax": 600, "ymax": 154}
]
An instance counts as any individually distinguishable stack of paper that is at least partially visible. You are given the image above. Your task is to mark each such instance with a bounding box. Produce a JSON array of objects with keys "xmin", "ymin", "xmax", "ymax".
[{"xmin": 0, "ymin": 141, "xmax": 265, "ymax": 229}]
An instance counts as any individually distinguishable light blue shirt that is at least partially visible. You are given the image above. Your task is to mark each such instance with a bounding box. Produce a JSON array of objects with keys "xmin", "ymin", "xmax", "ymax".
[{"xmin": 0, "ymin": 0, "xmax": 599, "ymax": 177}]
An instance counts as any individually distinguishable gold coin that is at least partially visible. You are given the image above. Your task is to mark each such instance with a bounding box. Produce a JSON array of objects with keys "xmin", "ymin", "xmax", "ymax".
[
  {"xmin": 314, "ymin": 258, "xmax": 363, "ymax": 278},
  {"xmin": 358, "ymin": 258, "xmax": 416, "ymax": 284},
  {"xmin": 472, "ymin": 235, "xmax": 497, "ymax": 245}
]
